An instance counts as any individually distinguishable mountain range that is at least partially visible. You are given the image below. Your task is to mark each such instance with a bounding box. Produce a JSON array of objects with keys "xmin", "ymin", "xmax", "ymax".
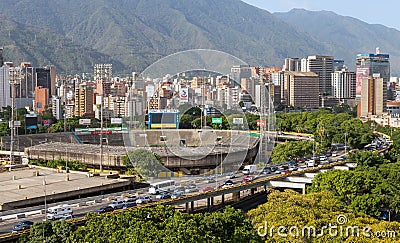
[{"xmin": 0, "ymin": 0, "xmax": 399, "ymax": 75}]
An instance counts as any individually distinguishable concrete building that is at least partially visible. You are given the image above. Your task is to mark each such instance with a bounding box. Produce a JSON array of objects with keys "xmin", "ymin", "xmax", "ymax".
[
  {"xmin": 74, "ymin": 83, "xmax": 94, "ymax": 117},
  {"xmin": 284, "ymin": 71, "xmax": 319, "ymax": 108},
  {"xmin": 231, "ymin": 65, "xmax": 251, "ymax": 87},
  {"xmin": 360, "ymin": 76, "xmax": 384, "ymax": 117},
  {"xmin": 283, "ymin": 58, "xmax": 301, "ymax": 72},
  {"xmin": 356, "ymin": 49, "xmax": 390, "ymax": 100},
  {"xmin": 302, "ymin": 55, "xmax": 334, "ymax": 95},
  {"xmin": 331, "ymin": 68, "xmax": 356, "ymax": 100},
  {"xmin": 34, "ymin": 86, "xmax": 49, "ymax": 114},
  {"xmin": 51, "ymin": 96, "xmax": 63, "ymax": 120},
  {"xmin": 0, "ymin": 65, "xmax": 11, "ymax": 109}
]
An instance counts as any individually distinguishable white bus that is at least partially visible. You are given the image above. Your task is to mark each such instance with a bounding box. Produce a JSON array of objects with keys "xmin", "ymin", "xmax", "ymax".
[{"xmin": 149, "ymin": 180, "xmax": 175, "ymax": 194}]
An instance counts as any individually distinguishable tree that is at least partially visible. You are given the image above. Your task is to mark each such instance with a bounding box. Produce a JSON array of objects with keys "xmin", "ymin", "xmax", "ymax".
[
  {"xmin": 123, "ymin": 149, "xmax": 165, "ymax": 178},
  {"xmin": 248, "ymin": 189, "xmax": 400, "ymax": 242},
  {"xmin": 271, "ymin": 141, "xmax": 313, "ymax": 164}
]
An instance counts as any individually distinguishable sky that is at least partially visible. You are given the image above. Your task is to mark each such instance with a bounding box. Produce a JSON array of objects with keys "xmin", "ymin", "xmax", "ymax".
[{"xmin": 242, "ymin": 0, "xmax": 400, "ymax": 31}]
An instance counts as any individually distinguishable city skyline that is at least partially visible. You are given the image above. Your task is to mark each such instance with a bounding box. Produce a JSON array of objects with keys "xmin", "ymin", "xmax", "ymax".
[{"xmin": 242, "ymin": 0, "xmax": 400, "ymax": 31}]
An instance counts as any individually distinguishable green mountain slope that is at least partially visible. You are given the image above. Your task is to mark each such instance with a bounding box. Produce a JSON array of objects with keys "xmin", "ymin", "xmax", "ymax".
[{"xmin": 0, "ymin": 0, "xmax": 326, "ymax": 74}]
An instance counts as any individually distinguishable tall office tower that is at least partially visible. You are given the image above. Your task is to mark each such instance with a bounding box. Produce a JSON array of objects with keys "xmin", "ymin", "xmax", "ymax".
[
  {"xmin": 0, "ymin": 47, "xmax": 3, "ymax": 67},
  {"xmin": 94, "ymin": 64, "xmax": 112, "ymax": 95},
  {"xmin": 74, "ymin": 83, "xmax": 94, "ymax": 117},
  {"xmin": 302, "ymin": 55, "xmax": 334, "ymax": 95},
  {"xmin": 0, "ymin": 64, "xmax": 11, "ymax": 108},
  {"xmin": 231, "ymin": 65, "xmax": 251, "ymax": 87},
  {"xmin": 36, "ymin": 66, "xmax": 56, "ymax": 97},
  {"xmin": 356, "ymin": 49, "xmax": 389, "ymax": 103},
  {"xmin": 331, "ymin": 67, "xmax": 356, "ymax": 100},
  {"xmin": 283, "ymin": 71, "xmax": 319, "ymax": 108},
  {"xmin": 16, "ymin": 62, "xmax": 35, "ymax": 108},
  {"xmin": 360, "ymin": 75, "xmax": 384, "ymax": 117},
  {"xmin": 283, "ymin": 58, "xmax": 301, "ymax": 71},
  {"xmin": 333, "ymin": 60, "xmax": 345, "ymax": 71}
]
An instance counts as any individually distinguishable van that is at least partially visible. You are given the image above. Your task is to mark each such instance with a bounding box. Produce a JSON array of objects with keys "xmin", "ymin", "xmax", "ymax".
[
  {"xmin": 242, "ymin": 165, "xmax": 257, "ymax": 175},
  {"xmin": 47, "ymin": 204, "xmax": 73, "ymax": 220}
]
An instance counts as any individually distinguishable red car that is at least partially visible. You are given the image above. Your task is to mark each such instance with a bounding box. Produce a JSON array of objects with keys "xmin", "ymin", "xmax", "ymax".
[
  {"xmin": 201, "ymin": 186, "xmax": 215, "ymax": 192},
  {"xmin": 242, "ymin": 175, "xmax": 255, "ymax": 183}
]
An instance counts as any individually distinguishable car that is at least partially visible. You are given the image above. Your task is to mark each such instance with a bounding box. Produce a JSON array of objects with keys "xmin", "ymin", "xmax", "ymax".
[
  {"xmin": 12, "ymin": 220, "xmax": 34, "ymax": 232},
  {"xmin": 298, "ymin": 165, "xmax": 307, "ymax": 171},
  {"xmin": 136, "ymin": 195, "xmax": 153, "ymax": 204},
  {"xmin": 242, "ymin": 175, "xmax": 255, "ymax": 183},
  {"xmin": 262, "ymin": 167, "xmax": 271, "ymax": 174},
  {"xmin": 156, "ymin": 191, "xmax": 172, "ymax": 199},
  {"xmin": 185, "ymin": 187, "xmax": 199, "ymax": 193},
  {"xmin": 174, "ymin": 186, "xmax": 185, "ymax": 193},
  {"xmin": 171, "ymin": 191, "xmax": 185, "ymax": 199},
  {"xmin": 200, "ymin": 186, "xmax": 215, "ymax": 192},
  {"xmin": 122, "ymin": 202, "xmax": 137, "ymax": 209},
  {"xmin": 184, "ymin": 184, "xmax": 197, "ymax": 193},
  {"xmin": 59, "ymin": 214, "xmax": 73, "ymax": 220},
  {"xmin": 123, "ymin": 195, "xmax": 137, "ymax": 202},
  {"xmin": 224, "ymin": 179, "xmax": 234, "ymax": 185},
  {"xmin": 288, "ymin": 165, "xmax": 297, "ymax": 171},
  {"xmin": 109, "ymin": 199, "xmax": 126, "ymax": 209},
  {"xmin": 281, "ymin": 169, "xmax": 291, "ymax": 175},
  {"xmin": 95, "ymin": 205, "xmax": 114, "ymax": 214},
  {"xmin": 225, "ymin": 172, "xmax": 236, "ymax": 179},
  {"xmin": 222, "ymin": 182, "xmax": 234, "ymax": 188},
  {"xmin": 205, "ymin": 177, "xmax": 216, "ymax": 183}
]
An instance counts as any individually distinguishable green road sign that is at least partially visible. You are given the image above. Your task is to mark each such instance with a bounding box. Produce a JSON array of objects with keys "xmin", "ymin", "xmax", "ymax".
[
  {"xmin": 248, "ymin": 132, "xmax": 260, "ymax": 137},
  {"xmin": 212, "ymin": 117, "xmax": 223, "ymax": 124}
]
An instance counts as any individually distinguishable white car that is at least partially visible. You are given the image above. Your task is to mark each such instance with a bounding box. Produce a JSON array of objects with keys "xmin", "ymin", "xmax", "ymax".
[{"xmin": 136, "ymin": 195, "xmax": 152, "ymax": 204}]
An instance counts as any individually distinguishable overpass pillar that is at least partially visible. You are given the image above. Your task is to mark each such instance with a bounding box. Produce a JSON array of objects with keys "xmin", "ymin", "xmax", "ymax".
[
  {"xmin": 191, "ymin": 201, "xmax": 194, "ymax": 211},
  {"xmin": 221, "ymin": 194, "xmax": 225, "ymax": 204},
  {"xmin": 232, "ymin": 191, "xmax": 240, "ymax": 202},
  {"xmin": 302, "ymin": 186, "xmax": 306, "ymax": 195},
  {"xmin": 210, "ymin": 197, "xmax": 214, "ymax": 206},
  {"xmin": 207, "ymin": 198, "xmax": 211, "ymax": 212},
  {"xmin": 251, "ymin": 188, "xmax": 256, "ymax": 195},
  {"xmin": 185, "ymin": 202, "xmax": 190, "ymax": 213}
]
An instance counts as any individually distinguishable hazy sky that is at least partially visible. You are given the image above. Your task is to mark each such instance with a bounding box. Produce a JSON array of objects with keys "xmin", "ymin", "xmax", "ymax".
[{"xmin": 242, "ymin": 0, "xmax": 400, "ymax": 31}]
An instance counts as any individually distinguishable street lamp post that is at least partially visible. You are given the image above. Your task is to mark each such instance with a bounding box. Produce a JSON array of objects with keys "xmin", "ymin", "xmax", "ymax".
[{"xmin": 216, "ymin": 136, "xmax": 222, "ymax": 188}]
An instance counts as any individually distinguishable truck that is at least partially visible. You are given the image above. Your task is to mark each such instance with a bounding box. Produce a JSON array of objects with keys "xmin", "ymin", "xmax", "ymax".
[
  {"xmin": 242, "ymin": 165, "xmax": 257, "ymax": 175},
  {"xmin": 47, "ymin": 204, "xmax": 73, "ymax": 220}
]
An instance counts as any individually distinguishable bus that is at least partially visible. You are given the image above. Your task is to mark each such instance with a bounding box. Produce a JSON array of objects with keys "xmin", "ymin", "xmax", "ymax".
[{"xmin": 149, "ymin": 180, "xmax": 175, "ymax": 194}]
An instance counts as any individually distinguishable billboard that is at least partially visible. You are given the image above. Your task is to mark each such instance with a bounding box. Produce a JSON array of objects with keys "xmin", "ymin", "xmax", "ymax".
[
  {"xmin": 148, "ymin": 110, "xmax": 179, "ymax": 129},
  {"xmin": 111, "ymin": 118, "xmax": 122, "ymax": 124},
  {"xmin": 179, "ymin": 88, "xmax": 189, "ymax": 103},
  {"xmin": 233, "ymin": 118, "xmax": 244, "ymax": 125},
  {"xmin": 25, "ymin": 114, "xmax": 38, "ymax": 129},
  {"xmin": 356, "ymin": 67, "xmax": 369, "ymax": 96},
  {"xmin": 79, "ymin": 119, "xmax": 91, "ymax": 125}
]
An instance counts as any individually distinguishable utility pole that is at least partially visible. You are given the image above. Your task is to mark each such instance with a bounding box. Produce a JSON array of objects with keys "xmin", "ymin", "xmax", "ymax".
[
  {"xmin": 100, "ymin": 93, "xmax": 103, "ymax": 173},
  {"xmin": 8, "ymin": 67, "xmax": 21, "ymax": 167}
]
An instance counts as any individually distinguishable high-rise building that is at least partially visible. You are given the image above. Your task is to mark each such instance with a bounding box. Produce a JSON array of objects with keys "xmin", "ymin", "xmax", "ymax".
[
  {"xmin": 94, "ymin": 64, "xmax": 112, "ymax": 95},
  {"xmin": 36, "ymin": 66, "xmax": 56, "ymax": 97},
  {"xmin": 333, "ymin": 60, "xmax": 345, "ymax": 71},
  {"xmin": 0, "ymin": 65, "xmax": 11, "ymax": 109},
  {"xmin": 51, "ymin": 96, "xmax": 63, "ymax": 120},
  {"xmin": 283, "ymin": 58, "xmax": 301, "ymax": 72},
  {"xmin": 34, "ymin": 86, "xmax": 49, "ymax": 114},
  {"xmin": 331, "ymin": 68, "xmax": 356, "ymax": 100},
  {"xmin": 356, "ymin": 50, "xmax": 389, "ymax": 102},
  {"xmin": 74, "ymin": 83, "xmax": 94, "ymax": 117},
  {"xmin": 302, "ymin": 55, "xmax": 334, "ymax": 95},
  {"xmin": 360, "ymin": 76, "xmax": 384, "ymax": 117},
  {"xmin": 284, "ymin": 71, "xmax": 319, "ymax": 108},
  {"xmin": 231, "ymin": 65, "xmax": 251, "ymax": 87}
]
